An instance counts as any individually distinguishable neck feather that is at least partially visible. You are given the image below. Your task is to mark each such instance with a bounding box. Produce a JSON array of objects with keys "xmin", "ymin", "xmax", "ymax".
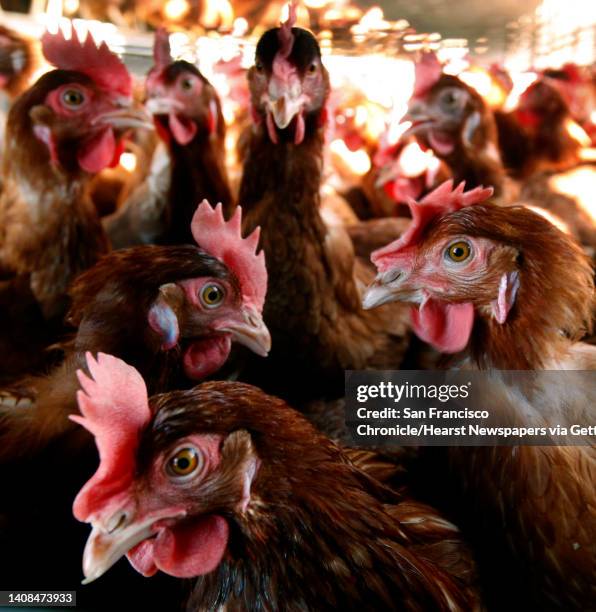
[
  {"xmin": 166, "ymin": 130, "xmax": 233, "ymax": 243},
  {"xmin": 190, "ymin": 452, "xmax": 463, "ymax": 610},
  {"xmin": 468, "ymin": 216, "xmax": 593, "ymax": 370}
]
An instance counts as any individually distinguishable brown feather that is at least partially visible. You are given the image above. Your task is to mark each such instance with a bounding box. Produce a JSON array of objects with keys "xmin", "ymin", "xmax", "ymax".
[
  {"xmin": 161, "ymin": 79, "xmax": 233, "ymax": 244},
  {"xmin": 141, "ymin": 382, "xmax": 482, "ymax": 611},
  {"xmin": 239, "ymin": 108, "xmax": 410, "ymax": 401},
  {"xmin": 0, "ymin": 245, "xmax": 234, "ymax": 461},
  {"xmin": 401, "ymin": 203, "xmax": 595, "ymax": 608},
  {"xmin": 0, "ymin": 70, "xmax": 110, "ymax": 320}
]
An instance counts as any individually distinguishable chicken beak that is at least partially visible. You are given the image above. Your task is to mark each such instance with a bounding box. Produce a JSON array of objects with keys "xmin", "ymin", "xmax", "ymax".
[
  {"xmin": 217, "ymin": 306, "xmax": 271, "ymax": 357},
  {"xmin": 81, "ymin": 508, "xmax": 186, "ymax": 584},
  {"xmin": 362, "ymin": 270, "xmax": 408, "ymax": 310},
  {"xmin": 362, "ymin": 281, "xmax": 398, "ymax": 310},
  {"xmin": 401, "ymin": 101, "xmax": 435, "ymax": 136},
  {"xmin": 145, "ymin": 96, "xmax": 185, "ymax": 116},
  {"xmin": 95, "ymin": 99, "xmax": 155, "ymax": 131},
  {"xmin": 82, "ymin": 518, "xmax": 154, "ymax": 584},
  {"xmin": 267, "ymin": 94, "xmax": 304, "ymax": 130}
]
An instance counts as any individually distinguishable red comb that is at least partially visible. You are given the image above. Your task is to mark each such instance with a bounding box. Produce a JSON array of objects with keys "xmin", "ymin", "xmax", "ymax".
[
  {"xmin": 153, "ymin": 28, "xmax": 172, "ymax": 71},
  {"xmin": 413, "ymin": 52, "xmax": 442, "ymax": 98},
  {"xmin": 191, "ymin": 201, "xmax": 268, "ymax": 312},
  {"xmin": 372, "ymin": 180, "xmax": 494, "ymax": 272},
  {"xmin": 278, "ymin": 1, "xmax": 298, "ymax": 58},
  {"xmin": 41, "ymin": 27, "xmax": 131, "ymax": 98},
  {"xmin": 70, "ymin": 352, "xmax": 151, "ymax": 521}
]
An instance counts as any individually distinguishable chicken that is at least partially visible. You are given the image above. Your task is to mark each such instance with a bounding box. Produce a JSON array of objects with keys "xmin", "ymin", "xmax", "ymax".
[
  {"xmin": 404, "ymin": 52, "xmax": 509, "ymax": 200},
  {"xmin": 496, "ymin": 77, "xmax": 585, "ymax": 178},
  {"xmin": 363, "ymin": 138, "xmax": 450, "ymax": 218},
  {"xmin": 503, "ymin": 77, "xmax": 596, "ymax": 252},
  {"xmin": 0, "ymin": 28, "xmax": 151, "ymax": 320},
  {"xmin": 238, "ymin": 5, "xmax": 410, "ymax": 401},
  {"xmin": 106, "ymin": 28, "xmax": 232, "ymax": 247},
  {"xmin": 405, "ymin": 53, "xmax": 596, "ymax": 251},
  {"xmin": 71, "ymin": 351, "xmax": 481, "ymax": 610},
  {"xmin": 0, "ymin": 201, "xmax": 270, "ymax": 461},
  {"xmin": 543, "ymin": 63, "xmax": 596, "ymax": 146},
  {"xmin": 362, "ymin": 180, "xmax": 595, "ymax": 609}
]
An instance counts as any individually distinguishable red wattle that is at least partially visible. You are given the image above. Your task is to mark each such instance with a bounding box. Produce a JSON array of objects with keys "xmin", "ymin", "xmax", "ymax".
[
  {"xmin": 77, "ymin": 127, "xmax": 116, "ymax": 173},
  {"xmin": 387, "ymin": 177, "xmax": 423, "ymax": 203},
  {"xmin": 127, "ymin": 539, "xmax": 159, "ymax": 577},
  {"xmin": 182, "ymin": 335, "xmax": 232, "ymax": 381},
  {"xmin": 410, "ymin": 299, "xmax": 475, "ymax": 354},
  {"xmin": 266, "ymin": 111, "xmax": 278, "ymax": 144},
  {"xmin": 294, "ymin": 110, "xmax": 305, "ymax": 145},
  {"xmin": 428, "ymin": 130, "xmax": 455, "ymax": 156},
  {"xmin": 169, "ymin": 113, "xmax": 197, "ymax": 145},
  {"xmin": 153, "ymin": 516, "xmax": 229, "ymax": 578}
]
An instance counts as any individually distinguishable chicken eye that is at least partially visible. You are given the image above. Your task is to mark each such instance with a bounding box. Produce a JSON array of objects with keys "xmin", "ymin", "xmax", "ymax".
[
  {"xmin": 445, "ymin": 240, "xmax": 472, "ymax": 263},
  {"xmin": 308, "ymin": 63, "xmax": 317, "ymax": 74},
  {"xmin": 167, "ymin": 447, "xmax": 201, "ymax": 478},
  {"xmin": 180, "ymin": 77, "xmax": 194, "ymax": 91},
  {"xmin": 440, "ymin": 88, "xmax": 464, "ymax": 110},
  {"xmin": 255, "ymin": 60, "xmax": 264, "ymax": 72},
  {"xmin": 200, "ymin": 283, "xmax": 225, "ymax": 308},
  {"xmin": 62, "ymin": 88, "xmax": 85, "ymax": 108}
]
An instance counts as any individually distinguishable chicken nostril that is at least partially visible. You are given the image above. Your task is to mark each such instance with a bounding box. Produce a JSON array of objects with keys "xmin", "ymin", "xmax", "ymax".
[
  {"xmin": 380, "ymin": 269, "xmax": 401, "ymax": 284},
  {"xmin": 245, "ymin": 311, "xmax": 259, "ymax": 327},
  {"xmin": 107, "ymin": 511, "xmax": 128, "ymax": 534}
]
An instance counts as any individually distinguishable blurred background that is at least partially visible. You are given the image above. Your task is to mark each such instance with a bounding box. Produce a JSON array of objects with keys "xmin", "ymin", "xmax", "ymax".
[
  {"xmin": 2, "ymin": 0, "xmax": 593, "ymax": 65},
  {"xmin": 1, "ymin": 0, "xmax": 594, "ymax": 218},
  {"xmin": 0, "ymin": 4, "xmax": 594, "ymax": 609}
]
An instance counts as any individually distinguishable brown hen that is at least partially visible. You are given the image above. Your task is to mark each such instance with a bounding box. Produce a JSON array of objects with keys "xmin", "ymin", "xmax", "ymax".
[
  {"xmin": 106, "ymin": 28, "xmax": 232, "ymax": 248},
  {"xmin": 405, "ymin": 52, "xmax": 596, "ymax": 251},
  {"xmin": 0, "ymin": 202, "xmax": 270, "ymax": 462},
  {"xmin": 71, "ymin": 352, "xmax": 482, "ymax": 611},
  {"xmin": 364, "ymin": 180, "xmax": 595, "ymax": 609},
  {"xmin": 239, "ymin": 10, "xmax": 410, "ymax": 401}
]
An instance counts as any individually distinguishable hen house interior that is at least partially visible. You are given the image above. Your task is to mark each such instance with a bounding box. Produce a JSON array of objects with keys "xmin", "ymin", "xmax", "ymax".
[{"xmin": 0, "ymin": 0, "xmax": 594, "ymax": 611}]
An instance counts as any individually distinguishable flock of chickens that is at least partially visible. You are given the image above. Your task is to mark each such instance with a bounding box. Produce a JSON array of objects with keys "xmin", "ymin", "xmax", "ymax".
[{"xmin": 0, "ymin": 3, "xmax": 594, "ymax": 611}]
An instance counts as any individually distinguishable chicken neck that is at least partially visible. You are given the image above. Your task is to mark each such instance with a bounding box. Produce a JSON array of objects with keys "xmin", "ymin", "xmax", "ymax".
[
  {"xmin": 0, "ymin": 156, "xmax": 107, "ymax": 318},
  {"xmin": 238, "ymin": 118, "xmax": 371, "ymax": 396},
  {"xmin": 164, "ymin": 131, "xmax": 232, "ymax": 244},
  {"xmin": 188, "ymin": 431, "xmax": 476, "ymax": 611}
]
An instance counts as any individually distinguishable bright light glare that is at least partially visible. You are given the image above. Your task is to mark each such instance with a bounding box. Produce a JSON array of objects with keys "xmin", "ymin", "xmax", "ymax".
[
  {"xmin": 504, "ymin": 72, "xmax": 537, "ymax": 111},
  {"xmin": 119, "ymin": 152, "xmax": 137, "ymax": 173},
  {"xmin": 549, "ymin": 167, "xmax": 596, "ymax": 224},
  {"xmin": 564, "ymin": 119, "xmax": 591, "ymax": 147},
  {"xmin": 164, "ymin": 0, "xmax": 190, "ymax": 21},
  {"xmin": 330, "ymin": 139, "xmax": 371, "ymax": 176},
  {"xmin": 398, "ymin": 142, "xmax": 437, "ymax": 178}
]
